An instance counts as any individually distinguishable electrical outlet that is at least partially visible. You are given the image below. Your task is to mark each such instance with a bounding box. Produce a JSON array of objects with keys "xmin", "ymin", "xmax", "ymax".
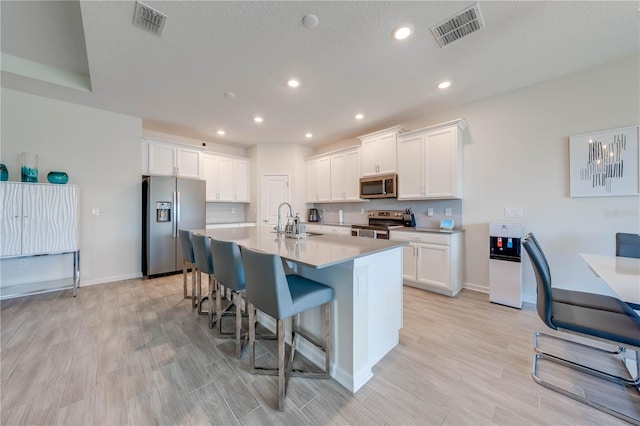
[
  {"xmin": 427, "ymin": 208, "xmax": 434, "ymax": 217},
  {"xmin": 360, "ymin": 208, "xmax": 365, "ymax": 214},
  {"xmin": 505, "ymin": 207, "xmax": 523, "ymax": 218},
  {"xmin": 444, "ymin": 208, "xmax": 452, "ymax": 217},
  {"xmin": 92, "ymin": 208, "xmax": 100, "ymax": 216}
]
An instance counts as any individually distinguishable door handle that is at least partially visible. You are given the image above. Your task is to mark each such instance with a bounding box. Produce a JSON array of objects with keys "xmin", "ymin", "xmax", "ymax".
[{"xmin": 172, "ymin": 191, "xmax": 178, "ymax": 237}]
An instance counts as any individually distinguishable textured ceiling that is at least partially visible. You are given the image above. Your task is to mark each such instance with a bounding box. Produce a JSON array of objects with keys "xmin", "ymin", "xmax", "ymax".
[{"xmin": 1, "ymin": 1, "xmax": 639, "ymax": 147}]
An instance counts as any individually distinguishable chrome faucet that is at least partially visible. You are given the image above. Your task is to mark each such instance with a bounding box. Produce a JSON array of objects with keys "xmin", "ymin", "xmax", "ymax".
[{"xmin": 275, "ymin": 202, "xmax": 294, "ymax": 234}]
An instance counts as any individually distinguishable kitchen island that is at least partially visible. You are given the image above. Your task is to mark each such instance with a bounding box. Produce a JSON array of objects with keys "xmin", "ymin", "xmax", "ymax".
[{"xmin": 196, "ymin": 226, "xmax": 406, "ymax": 392}]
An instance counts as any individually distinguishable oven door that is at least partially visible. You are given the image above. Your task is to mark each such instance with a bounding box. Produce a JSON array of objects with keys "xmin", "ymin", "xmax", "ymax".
[{"xmin": 356, "ymin": 228, "xmax": 376, "ymax": 238}]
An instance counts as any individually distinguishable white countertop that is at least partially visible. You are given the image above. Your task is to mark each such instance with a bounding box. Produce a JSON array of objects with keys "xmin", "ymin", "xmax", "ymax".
[{"xmin": 194, "ymin": 226, "xmax": 406, "ymax": 269}]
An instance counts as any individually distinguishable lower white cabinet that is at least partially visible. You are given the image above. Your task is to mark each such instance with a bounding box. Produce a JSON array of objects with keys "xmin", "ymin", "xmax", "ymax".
[
  {"xmin": 1, "ymin": 182, "xmax": 78, "ymax": 257},
  {"xmin": 304, "ymin": 223, "xmax": 351, "ymax": 236},
  {"xmin": 391, "ymin": 230, "xmax": 464, "ymax": 297}
]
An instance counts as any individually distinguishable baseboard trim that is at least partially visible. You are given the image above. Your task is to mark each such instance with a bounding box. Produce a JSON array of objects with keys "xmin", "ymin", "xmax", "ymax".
[
  {"xmin": 463, "ymin": 281, "xmax": 488, "ymax": 293},
  {"xmin": 80, "ymin": 272, "xmax": 142, "ymax": 287}
]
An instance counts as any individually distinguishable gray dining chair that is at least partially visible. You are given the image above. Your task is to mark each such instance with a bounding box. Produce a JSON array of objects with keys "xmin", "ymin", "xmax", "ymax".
[
  {"xmin": 616, "ymin": 232, "xmax": 640, "ymax": 259},
  {"xmin": 240, "ymin": 246, "xmax": 333, "ymax": 411},
  {"xmin": 522, "ymin": 235, "xmax": 640, "ymax": 424},
  {"xmin": 528, "ymin": 233, "xmax": 636, "ymax": 316}
]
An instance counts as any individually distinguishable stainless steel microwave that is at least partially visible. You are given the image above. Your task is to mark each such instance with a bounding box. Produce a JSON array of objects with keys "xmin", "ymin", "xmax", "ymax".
[{"xmin": 359, "ymin": 174, "xmax": 397, "ymax": 199}]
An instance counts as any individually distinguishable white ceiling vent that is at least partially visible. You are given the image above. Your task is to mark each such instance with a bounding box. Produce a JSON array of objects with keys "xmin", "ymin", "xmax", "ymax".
[
  {"xmin": 133, "ymin": 1, "xmax": 167, "ymax": 36},
  {"xmin": 430, "ymin": 3, "xmax": 484, "ymax": 48}
]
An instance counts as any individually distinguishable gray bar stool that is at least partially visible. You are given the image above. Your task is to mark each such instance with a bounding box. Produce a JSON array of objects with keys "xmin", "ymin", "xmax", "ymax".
[
  {"xmin": 240, "ymin": 246, "xmax": 333, "ymax": 411},
  {"xmin": 210, "ymin": 238, "xmax": 247, "ymax": 357},
  {"xmin": 191, "ymin": 234, "xmax": 216, "ymax": 316},
  {"xmin": 178, "ymin": 229, "xmax": 197, "ymax": 304}
]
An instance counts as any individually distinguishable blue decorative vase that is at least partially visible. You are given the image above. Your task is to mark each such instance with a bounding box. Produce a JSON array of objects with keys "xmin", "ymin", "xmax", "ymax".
[
  {"xmin": 21, "ymin": 152, "xmax": 38, "ymax": 183},
  {"xmin": 0, "ymin": 164, "xmax": 7, "ymax": 181},
  {"xmin": 47, "ymin": 171, "xmax": 69, "ymax": 184}
]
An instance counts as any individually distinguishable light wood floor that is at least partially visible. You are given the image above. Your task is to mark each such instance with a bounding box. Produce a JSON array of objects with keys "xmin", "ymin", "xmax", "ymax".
[{"xmin": 1, "ymin": 275, "xmax": 638, "ymax": 425}]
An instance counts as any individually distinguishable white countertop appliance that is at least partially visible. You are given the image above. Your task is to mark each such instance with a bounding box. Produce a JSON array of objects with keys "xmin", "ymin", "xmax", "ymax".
[{"xmin": 351, "ymin": 210, "xmax": 406, "ymax": 240}]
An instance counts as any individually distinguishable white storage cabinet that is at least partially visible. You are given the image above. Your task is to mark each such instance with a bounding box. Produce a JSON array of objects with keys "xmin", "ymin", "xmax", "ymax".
[
  {"xmin": 359, "ymin": 126, "xmax": 405, "ymax": 177},
  {"xmin": 390, "ymin": 230, "xmax": 464, "ymax": 297},
  {"xmin": 1, "ymin": 182, "xmax": 80, "ymax": 298},
  {"xmin": 145, "ymin": 138, "xmax": 203, "ymax": 179},
  {"xmin": 397, "ymin": 119, "xmax": 466, "ymax": 199},
  {"xmin": 204, "ymin": 154, "xmax": 250, "ymax": 202}
]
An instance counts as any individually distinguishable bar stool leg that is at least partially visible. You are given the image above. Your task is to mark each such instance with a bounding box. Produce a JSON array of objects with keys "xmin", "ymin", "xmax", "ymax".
[
  {"xmin": 278, "ymin": 318, "xmax": 285, "ymax": 411},
  {"xmin": 192, "ymin": 270, "xmax": 199, "ymax": 309},
  {"xmin": 183, "ymin": 261, "xmax": 188, "ymax": 299},
  {"xmin": 249, "ymin": 302, "xmax": 256, "ymax": 369},
  {"xmin": 235, "ymin": 292, "xmax": 243, "ymax": 358},
  {"xmin": 324, "ymin": 302, "xmax": 331, "ymax": 376},
  {"xmin": 208, "ymin": 275, "xmax": 215, "ymax": 328}
]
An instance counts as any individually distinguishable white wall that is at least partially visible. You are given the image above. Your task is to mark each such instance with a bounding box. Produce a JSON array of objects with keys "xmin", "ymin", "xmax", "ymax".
[
  {"xmin": 399, "ymin": 55, "xmax": 640, "ymax": 301},
  {"xmin": 1, "ymin": 88, "xmax": 143, "ymax": 287},
  {"xmin": 246, "ymin": 144, "xmax": 313, "ymax": 224}
]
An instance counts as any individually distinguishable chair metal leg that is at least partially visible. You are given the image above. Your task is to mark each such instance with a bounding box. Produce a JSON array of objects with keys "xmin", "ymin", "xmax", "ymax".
[
  {"xmin": 183, "ymin": 261, "xmax": 188, "ymax": 299},
  {"xmin": 532, "ymin": 353, "xmax": 640, "ymax": 425},
  {"xmin": 208, "ymin": 276, "xmax": 215, "ymax": 328},
  {"xmin": 534, "ymin": 331, "xmax": 639, "ymax": 386},
  {"xmin": 324, "ymin": 301, "xmax": 331, "ymax": 376},
  {"xmin": 192, "ymin": 271, "xmax": 199, "ymax": 309},
  {"xmin": 235, "ymin": 292, "xmax": 243, "ymax": 358}
]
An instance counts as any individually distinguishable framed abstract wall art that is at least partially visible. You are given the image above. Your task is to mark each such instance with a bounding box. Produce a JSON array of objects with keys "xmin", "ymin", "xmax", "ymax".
[{"xmin": 569, "ymin": 125, "xmax": 639, "ymax": 197}]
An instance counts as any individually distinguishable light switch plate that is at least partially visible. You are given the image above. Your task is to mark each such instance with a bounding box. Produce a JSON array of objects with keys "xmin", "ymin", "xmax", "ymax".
[
  {"xmin": 505, "ymin": 207, "xmax": 523, "ymax": 218},
  {"xmin": 444, "ymin": 208, "xmax": 452, "ymax": 217}
]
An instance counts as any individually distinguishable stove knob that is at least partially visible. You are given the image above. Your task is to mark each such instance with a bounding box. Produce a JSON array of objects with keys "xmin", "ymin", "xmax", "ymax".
[{"xmin": 368, "ymin": 212, "xmax": 373, "ymax": 216}]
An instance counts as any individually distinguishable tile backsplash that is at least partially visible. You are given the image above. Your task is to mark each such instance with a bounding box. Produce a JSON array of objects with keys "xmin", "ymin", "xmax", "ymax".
[
  {"xmin": 206, "ymin": 203, "xmax": 247, "ymax": 224},
  {"xmin": 307, "ymin": 199, "xmax": 463, "ymax": 228}
]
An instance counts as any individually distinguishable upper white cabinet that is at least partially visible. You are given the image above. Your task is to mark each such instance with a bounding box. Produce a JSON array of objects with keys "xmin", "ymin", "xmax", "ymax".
[
  {"xmin": 1, "ymin": 182, "xmax": 78, "ymax": 257},
  {"xmin": 307, "ymin": 156, "xmax": 331, "ymax": 203},
  {"xmin": 359, "ymin": 126, "xmax": 406, "ymax": 176},
  {"xmin": 204, "ymin": 154, "xmax": 250, "ymax": 202},
  {"xmin": 145, "ymin": 138, "xmax": 203, "ymax": 179},
  {"xmin": 397, "ymin": 119, "xmax": 466, "ymax": 200},
  {"xmin": 307, "ymin": 147, "xmax": 363, "ymax": 203},
  {"xmin": 330, "ymin": 148, "xmax": 361, "ymax": 201}
]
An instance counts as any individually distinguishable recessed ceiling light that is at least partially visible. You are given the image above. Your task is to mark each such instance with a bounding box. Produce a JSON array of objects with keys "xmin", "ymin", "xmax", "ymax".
[
  {"xmin": 302, "ymin": 14, "xmax": 319, "ymax": 29},
  {"xmin": 287, "ymin": 79, "xmax": 300, "ymax": 88},
  {"xmin": 305, "ymin": 133, "xmax": 313, "ymax": 138},
  {"xmin": 355, "ymin": 113, "xmax": 364, "ymax": 120},
  {"xmin": 217, "ymin": 130, "xmax": 225, "ymax": 135},
  {"xmin": 392, "ymin": 24, "xmax": 414, "ymax": 40},
  {"xmin": 438, "ymin": 81, "xmax": 451, "ymax": 89},
  {"xmin": 254, "ymin": 116, "xmax": 264, "ymax": 123},
  {"xmin": 224, "ymin": 92, "xmax": 236, "ymax": 98}
]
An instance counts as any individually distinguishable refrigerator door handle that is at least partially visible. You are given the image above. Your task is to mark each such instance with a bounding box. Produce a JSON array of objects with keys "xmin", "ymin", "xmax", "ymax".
[
  {"xmin": 172, "ymin": 191, "xmax": 178, "ymax": 237},
  {"xmin": 176, "ymin": 191, "xmax": 181, "ymax": 237}
]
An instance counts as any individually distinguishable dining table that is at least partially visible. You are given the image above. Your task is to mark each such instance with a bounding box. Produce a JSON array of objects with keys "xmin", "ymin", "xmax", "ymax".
[{"xmin": 579, "ymin": 252, "xmax": 640, "ymax": 384}]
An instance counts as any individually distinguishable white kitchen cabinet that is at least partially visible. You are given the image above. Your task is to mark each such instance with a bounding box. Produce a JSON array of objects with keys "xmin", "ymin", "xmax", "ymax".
[
  {"xmin": 146, "ymin": 138, "xmax": 203, "ymax": 179},
  {"xmin": 330, "ymin": 148, "xmax": 361, "ymax": 201},
  {"xmin": 359, "ymin": 126, "xmax": 405, "ymax": 176},
  {"xmin": 397, "ymin": 119, "xmax": 466, "ymax": 200},
  {"xmin": 1, "ymin": 182, "xmax": 78, "ymax": 257},
  {"xmin": 306, "ymin": 156, "xmax": 331, "ymax": 202},
  {"xmin": 321, "ymin": 224, "xmax": 352, "ymax": 236},
  {"xmin": 204, "ymin": 154, "xmax": 250, "ymax": 202},
  {"xmin": 391, "ymin": 230, "xmax": 464, "ymax": 297}
]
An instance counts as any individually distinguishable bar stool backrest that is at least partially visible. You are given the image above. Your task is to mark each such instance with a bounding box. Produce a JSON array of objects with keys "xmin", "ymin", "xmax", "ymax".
[
  {"xmin": 192, "ymin": 234, "xmax": 214, "ymax": 275},
  {"xmin": 179, "ymin": 229, "xmax": 196, "ymax": 263},
  {"xmin": 241, "ymin": 247, "xmax": 295, "ymax": 319},
  {"xmin": 210, "ymin": 239, "xmax": 245, "ymax": 292}
]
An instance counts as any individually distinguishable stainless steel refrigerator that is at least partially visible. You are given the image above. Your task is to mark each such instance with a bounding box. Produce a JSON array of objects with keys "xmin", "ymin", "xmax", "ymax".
[{"xmin": 142, "ymin": 176, "xmax": 205, "ymax": 277}]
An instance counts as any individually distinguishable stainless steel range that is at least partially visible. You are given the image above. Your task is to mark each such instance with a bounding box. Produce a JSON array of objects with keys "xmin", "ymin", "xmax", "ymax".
[{"xmin": 351, "ymin": 210, "xmax": 405, "ymax": 240}]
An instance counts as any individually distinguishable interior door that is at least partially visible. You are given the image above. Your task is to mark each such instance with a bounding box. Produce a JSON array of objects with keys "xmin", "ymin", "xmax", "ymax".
[{"xmin": 261, "ymin": 174, "xmax": 290, "ymax": 227}]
